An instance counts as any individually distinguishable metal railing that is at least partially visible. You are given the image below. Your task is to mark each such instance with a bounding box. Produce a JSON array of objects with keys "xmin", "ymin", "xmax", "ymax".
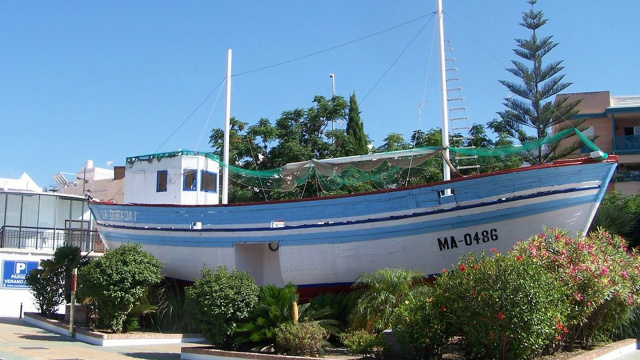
[{"xmin": 0, "ymin": 226, "xmax": 105, "ymax": 253}]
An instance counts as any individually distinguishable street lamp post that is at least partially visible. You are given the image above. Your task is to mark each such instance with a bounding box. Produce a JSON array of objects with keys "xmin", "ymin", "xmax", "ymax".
[{"xmin": 329, "ymin": 74, "xmax": 335, "ymax": 135}]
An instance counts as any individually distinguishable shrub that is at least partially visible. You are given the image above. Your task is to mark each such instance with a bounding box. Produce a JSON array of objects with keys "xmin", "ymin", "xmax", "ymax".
[
  {"xmin": 275, "ymin": 321, "xmax": 327, "ymax": 357},
  {"xmin": 433, "ymin": 249, "xmax": 569, "ymax": 360},
  {"xmin": 25, "ymin": 261, "xmax": 65, "ymax": 317},
  {"xmin": 350, "ymin": 268, "xmax": 425, "ymax": 332},
  {"xmin": 235, "ymin": 283, "xmax": 299, "ymax": 346},
  {"xmin": 185, "ymin": 266, "xmax": 259, "ymax": 349},
  {"xmin": 308, "ymin": 291, "xmax": 356, "ymax": 335},
  {"xmin": 512, "ymin": 228, "xmax": 640, "ymax": 350},
  {"xmin": 78, "ymin": 243, "xmax": 163, "ymax": 333},
  {"xmin": 25, "ymin": 245, "xmax": 88, "ymax": 318},
  {"xmin": 340, "ymin": 330, "xmax": 386, "ymax": 358},
  {"xmin": 392, "ymin": 285, "xmax": 449, "ymax": 359}
]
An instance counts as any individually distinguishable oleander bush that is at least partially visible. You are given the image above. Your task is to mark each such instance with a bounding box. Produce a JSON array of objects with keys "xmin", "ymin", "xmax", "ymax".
[
  {"xmin": 512, "ymin": 228, "xmax": 640, "ymax": 350},
  {"xmin": 391, "ymin": 285, "xmax": 449, "ymax": 360},
  {"xmin": 432, "ymin": 249, "xmax": 569, "ymax": 360}
]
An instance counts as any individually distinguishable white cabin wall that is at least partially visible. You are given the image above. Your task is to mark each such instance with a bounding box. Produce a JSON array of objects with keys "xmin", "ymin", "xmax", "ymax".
[{"xmin": 124, "ymin": 153, "xmax": 220, "ymax": 205}]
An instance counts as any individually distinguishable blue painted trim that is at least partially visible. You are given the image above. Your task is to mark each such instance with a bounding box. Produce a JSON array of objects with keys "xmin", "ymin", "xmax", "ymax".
[
  {"xmin": 183, "ymin": 169, "xmax": 198, "ymax": 191},
  {"xmin": 98, "ymin": 184, "xmax": 599, "ymax": 234},
  {"xmin": 99, "ymin": 189, "xmax": 598, "ymax": 248},
  {"xmin": 156, "ymin": 170, "xmax": 168, "ymax": 193},
  {"xmin": 200, "ymin": 170, "xmax": 218, "ymax": 194}
]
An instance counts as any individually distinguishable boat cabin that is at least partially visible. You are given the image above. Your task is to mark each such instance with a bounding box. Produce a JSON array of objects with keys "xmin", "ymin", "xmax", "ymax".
[{"xmin": 124, "ymin": 150, "xmax": 220, "ymax": 205}]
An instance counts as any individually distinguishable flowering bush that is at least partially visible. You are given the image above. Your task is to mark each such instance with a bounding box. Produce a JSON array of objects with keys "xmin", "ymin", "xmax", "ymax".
[
  {"xmin": 512, "ymin": 228, "xmax": 640, "ymax": 350},
  {"xmin": 432, "ymin": 249, "xmax": 569, "ymax": 360},
  {"xmin": 391, "ymin": 285, "xmax": 449, "ymax": 359}
]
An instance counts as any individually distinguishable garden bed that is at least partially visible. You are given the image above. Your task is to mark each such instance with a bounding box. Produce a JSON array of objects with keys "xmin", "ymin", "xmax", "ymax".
[{"xmin": 23, "ymin": 312, "xmax": 206, "ymax": 347}]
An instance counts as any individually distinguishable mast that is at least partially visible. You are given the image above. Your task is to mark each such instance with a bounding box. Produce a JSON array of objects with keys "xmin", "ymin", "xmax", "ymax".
[
  {"xmin": 436, "ymin": 0, "xmax": 451, "ymax": 182},
  {"xmin": 222, "ymin": 49, "xmax": 232, "ymax": 204}
]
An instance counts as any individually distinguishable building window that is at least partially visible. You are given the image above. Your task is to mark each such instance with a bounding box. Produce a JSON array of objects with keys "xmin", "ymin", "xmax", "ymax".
[
  {"xmin": 183, "ymin": 169, "xmax": 197, "ymax": 191},
  {"xmin": 201, "ymin": 170, "xmax": 218, "ymax": 193},
  {"xmin": 157, "ymin": 171, "xmax": 168, "ymax": 192}
]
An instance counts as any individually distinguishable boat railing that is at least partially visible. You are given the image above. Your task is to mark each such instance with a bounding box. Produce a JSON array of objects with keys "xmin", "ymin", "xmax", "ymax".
[{"xmin": 0, "ymin": 225, "xmax": 105, "ymax": 253}]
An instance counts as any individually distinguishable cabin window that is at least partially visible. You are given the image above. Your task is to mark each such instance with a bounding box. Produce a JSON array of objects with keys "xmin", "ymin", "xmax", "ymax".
[
  {"xmin": 183, "ymin": 169, "xmax": 198, "ymax": 191},
  {"xmin": 201, "ymin": 170, "xmax": 217, "ymax": 193},
  {"xmin": 156, "ymin": 170, "xmax": 168, "ymax": 192}
]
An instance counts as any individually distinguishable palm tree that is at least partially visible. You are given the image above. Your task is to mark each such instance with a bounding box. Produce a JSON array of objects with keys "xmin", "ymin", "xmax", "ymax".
[{"xmin": 350, "ymin": 268, "xmax": 425, "ymax": 332}]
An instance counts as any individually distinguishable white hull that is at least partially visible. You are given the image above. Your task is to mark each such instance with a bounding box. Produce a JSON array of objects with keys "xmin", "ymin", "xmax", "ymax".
[{"xmin": 90, "ymin": 160, "xmax": 616, "ymax": 288}]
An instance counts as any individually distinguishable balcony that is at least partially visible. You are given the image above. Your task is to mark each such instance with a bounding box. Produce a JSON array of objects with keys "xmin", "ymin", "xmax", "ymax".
[
  {"xmin": 615, "ymin": 135, "xmax": 640, "ymax": 152},
  {"xmin": 0, "ymin": 226, "xmax": 105, "ymax": 253}
]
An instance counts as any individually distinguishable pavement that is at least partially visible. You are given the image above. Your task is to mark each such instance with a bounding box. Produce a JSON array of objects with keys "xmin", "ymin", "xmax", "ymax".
[
  {"xmin": 1, "ymin": 316, "xmax": 639, "ymax": 360},
  {"xmin": 0, "ymin": 317, "xmax": 204, "ymax": 360}
]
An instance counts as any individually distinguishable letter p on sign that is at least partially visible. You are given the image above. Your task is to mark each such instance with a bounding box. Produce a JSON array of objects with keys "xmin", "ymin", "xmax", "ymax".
[{"xmin": 15, "ymin": 262, "xmax": 27, "ymax": 274}]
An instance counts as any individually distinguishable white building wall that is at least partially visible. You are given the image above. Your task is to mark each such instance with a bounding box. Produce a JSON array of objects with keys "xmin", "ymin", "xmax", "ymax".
[{"xmin": 0, "ymin": 251, "xmax": 61, "ymax": 317}]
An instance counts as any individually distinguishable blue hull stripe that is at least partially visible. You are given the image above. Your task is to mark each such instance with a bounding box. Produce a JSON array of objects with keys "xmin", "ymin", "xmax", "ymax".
[{"xmin": 100, "ymin": 189, "xmax": 597, "ymax": 248}]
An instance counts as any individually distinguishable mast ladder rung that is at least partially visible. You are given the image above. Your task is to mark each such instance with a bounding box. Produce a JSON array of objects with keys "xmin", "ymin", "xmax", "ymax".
[
  {"xmin": 457, "ymin": 165, "xmax": 481, "ymax": 170},
  {"xmin": 445, "ymin": 58, "xmax": 456, "ymax": 62},
  {"xmin": 447, "ymin": 97, "xmax": 464, "ymax": 102},
  {"xmin": 447, "ymin": 87, "xmax": 461, "ymax": 92},
  {"xmin": 450, "ymin": 117, "xmax": 469, "ymax": 121},
  {"xmin": 446, "ymin": 68, "xmax": 457, "ymax": 72},
  {"xmin": 451, "ymin": 127, "xmax": 470, "ymax": 131},
  {"xmin": 449, "ymin": 107, "xmax": 465, "ymax": 111},
  {"xmin": 446, "ymin": 78, "xmax": 459, "ymax": 82},
  {"xmin": 455, "ymin": 155, "xmax": 478, "ymax": 160}
]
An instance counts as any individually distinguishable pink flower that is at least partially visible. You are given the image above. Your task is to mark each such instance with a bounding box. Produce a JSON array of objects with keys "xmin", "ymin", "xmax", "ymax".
[
  {"xmin": 573, "ymin": 292, "xmax": 583, "ymax": 301},
  {"xmin": 515, "ymin": 255, "xmax": 523, "ymax": 261},
  {"xmin": 600, "ymin": 267, "xmax": 609, "ymax": 275},
  {"xmin": 622, "ymin": 270, "xmax": 628, "ymax": 279},
  {"xmin": 459, "ymin": 263, "xmax": 466, "ymax": 272}
]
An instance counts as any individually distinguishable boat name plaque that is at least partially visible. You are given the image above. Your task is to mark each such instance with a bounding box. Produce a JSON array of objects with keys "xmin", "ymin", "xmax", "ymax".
[{"xmin": 101, "ymin": 209, "xmax": 137, "ymax": 222}]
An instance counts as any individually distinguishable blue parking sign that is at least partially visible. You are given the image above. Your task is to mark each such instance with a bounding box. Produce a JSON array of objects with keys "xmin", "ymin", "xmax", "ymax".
[{"xmin": 2, "ymin": 260, "xmax": 40, "ymax": 289}]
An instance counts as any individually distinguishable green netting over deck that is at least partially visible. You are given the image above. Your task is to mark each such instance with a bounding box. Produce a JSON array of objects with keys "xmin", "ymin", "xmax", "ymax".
[{"xmin": 211, "ymin": 128, "xmax": 605, "ymax": 192}]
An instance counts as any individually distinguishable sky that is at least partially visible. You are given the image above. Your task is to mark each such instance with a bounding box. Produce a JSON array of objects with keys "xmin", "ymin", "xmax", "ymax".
[{"xmin": 1, "ymin": 1, "xmax": 638, "ymax": 190}]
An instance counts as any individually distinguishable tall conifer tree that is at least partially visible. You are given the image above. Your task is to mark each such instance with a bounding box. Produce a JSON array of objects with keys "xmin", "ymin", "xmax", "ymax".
[
  {"xmin": 498, "ymin": 0, "xmax": 583, "ymax": 164},
  {"xmin": 346, "ymin": 92, "xmax": 368, "ymax": 155}
]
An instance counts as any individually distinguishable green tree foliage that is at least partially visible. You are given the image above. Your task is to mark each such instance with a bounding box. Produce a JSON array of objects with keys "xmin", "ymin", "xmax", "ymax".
[
  {"xmin": 345, "ymin": 93, "xmax": 368, "ymax": 156},
  {"xmin": 498, "ymin": 0, "xmax": 584, "ymax": 164},
  {"xmin": 78, "ymin": 243, "xmax": 163, "ymax": 333},
  {"xmin": 25, "ymin": 259, "xmax": 65, "ymax": 317},
  {"xmin": 25, "ymin": 245, "xmax": 89, "ymax": 317},
  {"xmin": 185, "ymin": 266, "xmax": 259, "ymax": 349},
  {"xmin": 591, "ymin": 191, "xmax": 640, "ymax": 247}
]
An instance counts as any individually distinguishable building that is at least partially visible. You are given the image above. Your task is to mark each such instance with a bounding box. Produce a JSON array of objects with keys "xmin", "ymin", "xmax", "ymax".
[
  {"xmin": 0, "ymin": 174, "xmax": 103, "ymax": 317},
  {"xmin": 54, "ymin": 160, "xmax": 125, "ymax": 204},
  {"xmin": 554, "ymin": 91, "xmax": 640, "ymax": 194}
]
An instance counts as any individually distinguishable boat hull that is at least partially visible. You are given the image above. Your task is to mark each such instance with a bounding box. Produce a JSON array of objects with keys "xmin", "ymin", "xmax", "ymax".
[{"xmin": 89, "ymin": 160, "xmax": 616, "ymax": 287}]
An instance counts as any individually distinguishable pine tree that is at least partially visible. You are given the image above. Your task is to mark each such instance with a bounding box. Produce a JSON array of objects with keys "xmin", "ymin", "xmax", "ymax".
[
  {"xmin": 346, "ymin": 93, "xmax": 369, "ymax": 155},
  {"xmin": 498, "ymin": 0, "xmax": 583, "ymax": 164}
]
